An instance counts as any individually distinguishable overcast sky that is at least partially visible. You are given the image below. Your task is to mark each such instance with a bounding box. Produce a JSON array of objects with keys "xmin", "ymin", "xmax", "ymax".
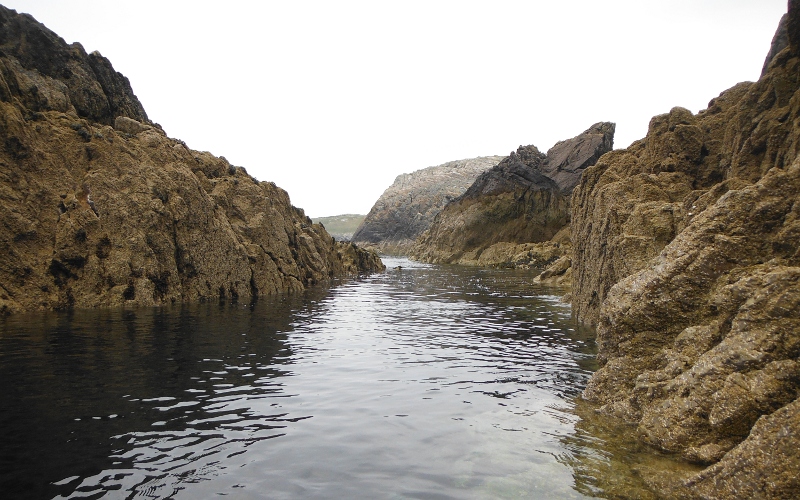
[{"xmin": 3, "ymin": 1, "xmax": 788, "ymax": 217}]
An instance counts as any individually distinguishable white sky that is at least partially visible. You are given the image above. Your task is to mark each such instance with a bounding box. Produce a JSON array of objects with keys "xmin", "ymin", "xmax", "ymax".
[{"xmin": 3, "ymin": 1, "xmax": 788, "ymax": 217}]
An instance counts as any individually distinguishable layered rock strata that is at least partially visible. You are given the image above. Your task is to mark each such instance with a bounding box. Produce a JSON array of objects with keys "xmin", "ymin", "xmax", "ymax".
[
  {"xmin": 572, "ymin": 3, "xmax": 800, "ymax": 497},
  {"xmin": 412, "ymin": 122, "xmax": 614, "ymax": 265},
  {"xmin": 352, "ymin": 156, "xmax": 503, "ymax": 254},
  {"xmin": 0, "ymin": 6, "xmax": 383, "ymax": 315}
]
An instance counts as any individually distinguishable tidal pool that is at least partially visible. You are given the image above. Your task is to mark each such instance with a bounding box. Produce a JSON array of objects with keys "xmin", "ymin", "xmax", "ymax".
[{"xmin": 0, "ymin": 257, "xmax": 680, "ymax": 499}]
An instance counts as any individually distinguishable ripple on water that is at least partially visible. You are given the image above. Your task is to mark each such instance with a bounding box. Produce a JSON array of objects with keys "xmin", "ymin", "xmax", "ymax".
[{"xmin": 0, "ymin": 257, "xmax": 666, "ymax": 499}]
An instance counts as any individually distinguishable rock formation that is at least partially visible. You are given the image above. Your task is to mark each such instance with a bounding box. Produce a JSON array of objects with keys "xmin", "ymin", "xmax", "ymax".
[
  {"xmin": 571, "ymin": 2, "xmax": 800, "ymax": 497},
  {"xmin": 352, "ymin": 156, "xmax": 503, "ymax": 254},
  {"xmin": 412, "ymin": 122, "xmax": 614, "ymax": 265},
  {"xmin": 0, "ymin": 6, "xmax": 383, "ymax": 315}
]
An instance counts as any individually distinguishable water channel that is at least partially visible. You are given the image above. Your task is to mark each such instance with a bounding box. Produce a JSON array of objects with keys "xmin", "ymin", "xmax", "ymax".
[{"xmin": 0, "ymin": 257, "xmax": 679, "ymax": 499}]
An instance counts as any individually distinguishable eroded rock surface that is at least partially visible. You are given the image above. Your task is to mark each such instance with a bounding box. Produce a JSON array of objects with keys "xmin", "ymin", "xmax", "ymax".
[
  {"xmin": 352, "ymin": 156, "xmax": 503, "ymax": 254},
  {"xmin": 571, "ymin": 3, "xmax": 800, "ymax": 497},
  {"xmin": 0, "ymin": 6, "xmax": 383, "ymax": 315},
  {"xmin": 412, "ymin": 123, "xmax": 614, "ymax": 265}
]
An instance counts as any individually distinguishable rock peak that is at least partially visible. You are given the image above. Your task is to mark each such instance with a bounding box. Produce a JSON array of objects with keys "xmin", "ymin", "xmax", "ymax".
[{"xmin": 0, "ymin": 5, "xmax": 148, "ymax": 125}]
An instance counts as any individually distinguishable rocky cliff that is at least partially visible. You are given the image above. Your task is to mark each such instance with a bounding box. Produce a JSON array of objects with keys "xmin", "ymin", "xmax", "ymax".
[
  {"xmin": 0, "ymin": 6, "xmax": 383, "ymax": 315},
  {"xmin": 412, "ymin": 122, "xmax": 614, "ymax": 265},
  {"xmin": 351, "ymin": 156, "xmax": 503, "ymax": 254},
  {"xmin": 571, "ymin": 2, "xmax": 800, "ymax": 497}
]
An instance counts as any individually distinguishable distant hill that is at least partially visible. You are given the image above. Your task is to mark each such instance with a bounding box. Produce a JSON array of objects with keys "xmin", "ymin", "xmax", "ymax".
[{"xmin": 312, "ymin": 214, "xmax": 366, "ymax": 241}]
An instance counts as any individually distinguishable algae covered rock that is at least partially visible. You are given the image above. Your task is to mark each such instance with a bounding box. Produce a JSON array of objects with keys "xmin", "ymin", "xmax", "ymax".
[
  {"xmin": 0, "ymin": 6, "xmax": 383, "ymax": 315},
  {"xmin": 571, "ymin": 3, "xmax": 800, "ymax": 497}
]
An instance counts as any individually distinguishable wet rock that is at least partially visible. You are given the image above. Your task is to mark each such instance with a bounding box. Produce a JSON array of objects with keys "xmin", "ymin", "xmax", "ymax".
[
  {"xmin": 533, "ymin": 255, "xmax": 572, "ymax": 285},
  {"xmin": 572, "ymin": 5, "xmax": 800, "ymax": 498}
]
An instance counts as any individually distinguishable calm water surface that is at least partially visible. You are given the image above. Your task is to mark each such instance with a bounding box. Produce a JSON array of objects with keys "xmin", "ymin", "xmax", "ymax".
[{"xmin": 0, "ymin": 258, "xmax": 663, "ymax": 499}]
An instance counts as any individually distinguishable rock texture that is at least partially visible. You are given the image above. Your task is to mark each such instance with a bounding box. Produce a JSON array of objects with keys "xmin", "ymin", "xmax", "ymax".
[
  {"xmin": 0, "ymin": 6, "xmax": 383, "ymax": 315},
  {"xmin": 351, "ymin": 156, "xmax": 503, "ymax": 254},
  {"xmin": 412, "ymin": 123, "xmax": 614, "ymax": 265},
  {"xmin": 571, "ymin": 3, "xmax": 800, "ymax": 498}
]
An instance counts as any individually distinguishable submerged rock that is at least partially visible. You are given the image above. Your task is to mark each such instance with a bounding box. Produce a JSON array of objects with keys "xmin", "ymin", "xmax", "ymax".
[
  {"xmin": 0, "ymin": 6, "xmax": 383, "ymax": 315},
  {"xmin": 571, "ymin": 3, "xmax": 800, "ymax": 497}
]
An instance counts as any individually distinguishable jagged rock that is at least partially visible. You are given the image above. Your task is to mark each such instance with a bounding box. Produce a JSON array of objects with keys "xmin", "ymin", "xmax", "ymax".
[
  {"xmin": 541, "ymin": 122, "xmax": 616, "ymax": 193},
  {"xmin": 412, "ymin": 123, "xmax": 614, "ymax": 265},
  {"xmin": 763, "ymin": 13, "xmax": 790, "ymax": 76},
  {"xmin": 352, "ymin": 156, "xmax": 503, "ymax": 254},
  {"xmin": 0, "ymin": 7, "xmax": 148, "ymax": 125},
  {"xmin": 0, "ymin": 6, "xmax": 383, "ymax": 315},
  {"xmin": 571, "ymin": 4, "xmax": 800, "ymax": 498}
]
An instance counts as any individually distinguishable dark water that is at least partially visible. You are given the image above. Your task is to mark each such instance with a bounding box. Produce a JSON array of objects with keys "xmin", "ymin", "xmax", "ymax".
[{"xmin": 0, "ymin": 258, "xmax": 669, "ymax": 499}]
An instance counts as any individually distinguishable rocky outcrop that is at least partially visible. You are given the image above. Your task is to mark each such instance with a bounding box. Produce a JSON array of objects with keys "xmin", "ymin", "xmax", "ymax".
[
  {"xmin": 571, "ymin": 3, "xmax": 800, "ymax": 497},
  {"xmin": 351, "ymin": 156, "xmax": 503, "ymax": 254},
  {"xmin": 0, "ymin": 7, "xmax": 148, "ymax": 126},
  {"xmin": 763, "ymin": 13, "xmax": 789, "ymax": 76},
  {"xmin": 0, "ymin": 6, "xmax": 383, "ymax": 315},
  {"xmin": 412, "ymin": 123, "xmax": 614, "ymax": 265},
  {"xmin": 540, "ymin": 122, "xmax": 616, "ymax": 193}
]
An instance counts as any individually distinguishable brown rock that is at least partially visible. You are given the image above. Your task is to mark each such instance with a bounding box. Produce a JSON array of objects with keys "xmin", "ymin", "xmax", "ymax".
[
  {"xmin": 0, "ymin": 7, "xmax": 383, "ymax": 315},
  {"xmin": 412, "ymin": 123, "xmax": 614, "ymax": 265},
  {"xmin": 572, "ymin": 5, "xmax": 800, "ymax": 498}
]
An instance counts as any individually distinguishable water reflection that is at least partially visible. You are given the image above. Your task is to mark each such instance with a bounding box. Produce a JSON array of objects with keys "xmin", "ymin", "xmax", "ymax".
[
  {"xmin": 1, "ymin": 295, "xmax": 318, "ymax": 499},
  {"xmin": 0, "ymin": 257, "xmax": 670, "ymax": 499}
]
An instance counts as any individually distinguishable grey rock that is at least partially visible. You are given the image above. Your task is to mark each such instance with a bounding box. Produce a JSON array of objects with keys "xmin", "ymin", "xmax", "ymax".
[{"xmin": 352, "ymin": 156, "xmax": 503, "ymax": 254}]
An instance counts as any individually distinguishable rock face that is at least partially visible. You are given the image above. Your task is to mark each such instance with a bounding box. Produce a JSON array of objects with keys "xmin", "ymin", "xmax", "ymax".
[
  {"xmin": 351, "ymin": 156, "xmax": 503, "ymax": 254},
  {"xmin": 0, "ymin": 6, "xmax": 383, "ymax": 315},
  {"xmin": 412, "ymin": 123, "xmax": 614, "ymax": 264},
  {"xmin": 540, "ymin": 122, "xmax": 616, "ymax": 193},
  {"xmin": 571, "ymin": 3, "xmax": 800, "ymax": 497}
]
